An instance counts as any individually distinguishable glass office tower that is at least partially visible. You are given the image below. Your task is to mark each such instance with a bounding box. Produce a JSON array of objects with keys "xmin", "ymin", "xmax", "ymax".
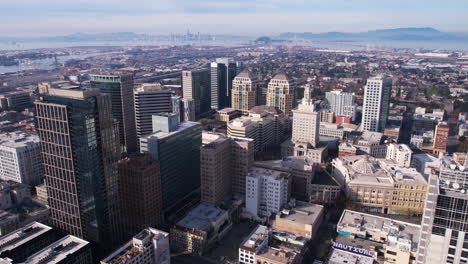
[{"xmin": 35, "ymin": 86, "xmax": 122, "ymax": 253}]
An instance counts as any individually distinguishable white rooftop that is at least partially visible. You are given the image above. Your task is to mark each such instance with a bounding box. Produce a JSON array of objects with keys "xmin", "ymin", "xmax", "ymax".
[
  {"xmin": 25, "ymin": 235, "xmax": 89, "ymax": 264},
  {"xmin": 0, "ymin": 132, "xmax": 39, "ymax": 149},
  {"xmin": 0, "ymin": 222, "xmax": 52, "ymax": 254}
]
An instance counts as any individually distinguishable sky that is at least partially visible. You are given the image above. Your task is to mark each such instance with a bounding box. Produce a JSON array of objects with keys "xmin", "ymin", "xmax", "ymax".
[{"xmin": 1, "ymin": 0, "xmax": 467, "ymax": 36}]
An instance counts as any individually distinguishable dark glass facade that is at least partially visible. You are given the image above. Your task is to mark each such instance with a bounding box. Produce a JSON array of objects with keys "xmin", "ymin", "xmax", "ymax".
[
  {"xmin": 143, "ymin": 123, "xmax": 202, "ymax": 215},
  {"xmin": 35, "ymin": 90, "xmax": 122, "ymax": 253},
  {"xmin": 90, "ymin": 73, "xmax": 137, "ymax": 153},
  {"xmin": 211, "ymin": 62, "xmax": 237, "ymax": 110}
]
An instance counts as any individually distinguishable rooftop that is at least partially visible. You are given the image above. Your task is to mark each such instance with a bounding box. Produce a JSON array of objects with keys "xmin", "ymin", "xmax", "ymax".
[
  {"xmin": 336, "ymin": 155, "xmax": 427, "ymax": 186},
  {"xmin": 254, "ymin": 156, "xmax": 314, "ymax": 173},
  {"xmin": 176, "ymin": 203, "xmax": 228, "ymax": 231},
  {"xmin": 256, "ymin": 247, "xmax": 297, "ymax": 264},
  {"xmin": 356, "ymin": 131, "xmax": 383, "ymax": 145},
  {"xmin": 0, "ymin": 132, "xmax": 39, "ymax": 149},
  {"xmin": 102, "ymin": 228, "xmax": 169, "ymax": 264},
  {"xmin": 25, "ymin": 235, "xmax": 89, "ymax": 264},
  {"xmin": 240, "ymin": 225, "xmax": 269, "ymax": 250},
  {"xmin": 338, "ymin": 210, "xmax": 421, "ymax": 253},
  {"xmin": 0, "ymin": 211, "xmax": 18, "ymax": 224},
  {"xmin": 276, "ymin": 201, "xmax": 324, "ymax": 226},
  {"xmin": 217, "ymin": 107, "xmax": 238, "ymax": 114},
  {"xmin": 235, "ymin": 71, "xmax": 255, "ymax": 79},
  {"xmin": 328, "ymin": 247, "xmax": 374, "ymax": 264},
  {"xmin": 38, "ymin": 86, "xmax": 99, "ymax": 99},
  {"xmin": 272, "ymin": 73, "xmax": 289, "ymax": 81},
  {"xmin": 0, "ymin": 222, "xmax": 52, "ymax": 254},
  {"xmin": 134, "ymin": 83, "xmax": 168, "ymax": 93},
  {"xmin": 248, "ymin": 167, "xmax": 290, "ymax": 181},
  {"xmin": 144, "ymin": 121, "xmax": 200, "ymax": 140},
  {"xmin": 249, "ymin": 105, "xmax": 283, "ymax": 115}
]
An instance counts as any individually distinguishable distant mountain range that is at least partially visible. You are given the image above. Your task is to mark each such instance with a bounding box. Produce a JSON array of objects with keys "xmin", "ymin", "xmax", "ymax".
[
  {"xmin": 0, "ymin": 32, "xmax": 153, "ymax": 42},
  {"xmin": 278, "ymin": 28, "xmax": 468, "ymax": 42},
  {"xmin": 1, "ymin": 28, "xmax": 467, "ymax": 44}
]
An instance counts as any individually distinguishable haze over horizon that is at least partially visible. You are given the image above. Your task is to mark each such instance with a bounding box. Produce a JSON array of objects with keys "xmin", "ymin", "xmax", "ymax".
[{"xmin": 2, "ymin": 0, "xmax": 467, "ymax": 36}]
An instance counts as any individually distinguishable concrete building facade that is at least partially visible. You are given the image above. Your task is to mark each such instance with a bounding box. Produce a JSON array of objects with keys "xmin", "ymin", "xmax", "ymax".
[{"xmin": 0, "ymin": 132, "xmax": 43, "ymax": 187}]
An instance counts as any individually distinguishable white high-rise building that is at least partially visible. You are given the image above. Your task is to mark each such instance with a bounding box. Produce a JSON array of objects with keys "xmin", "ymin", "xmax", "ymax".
[
  {"xmin": 101, "ymin": 228, "xmax": 170, "ymax": 264},
  {"xmin": 0, "ymin": 132, "xmax": 43, "ymax": 186},
  {"xmin": 134, "ymin": 84, "xmax": 172, "ymax": 142},
  {"xmin": 325, "ymin": 90, "xmax": 357, "ymax": 120},
  {"xmin": 292, "ymin": 87, "xmax": 320, "ymax": 148},
  {"xmin": 361, "ymin": 77, "xmax": 391, "ymax": 132},
  {"xmin": 386, "ymin": 143, "xmax": 413, "ymax": 168},
  {"xmin": 245, "ymin": 167, "xmax": 290, "ymax": 218}
]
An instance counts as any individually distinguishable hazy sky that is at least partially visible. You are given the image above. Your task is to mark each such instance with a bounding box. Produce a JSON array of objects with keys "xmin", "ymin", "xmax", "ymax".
[{"xmin": 1, "ymin": 0, "xmax": 467, "ymax": 36}]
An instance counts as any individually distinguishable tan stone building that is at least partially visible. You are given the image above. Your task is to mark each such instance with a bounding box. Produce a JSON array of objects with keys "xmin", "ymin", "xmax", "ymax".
[
  {"xmin": 201, "ymin": 133, "xmax": 232, "ymax": 205},
  {"xmin": 231, "ymin": 71, "xmax": 258, "ymax": 113},
  {"xmin": 333, "ymin": 155, "xmax": 428, "ymax": 215},
  {"xmin": 214, "ymin": 107, "xmax": 241, "ymax": 122},
  {"xmin": 201, "ymin": 132, "xmax": 254, "ymax": 198},
  {"xmin": 274, "ymin": 201, "xmax": 324, "ymax": 240},
  {"xmin": 266, "ymin": 73, "xmax": 295, "ymax": 115}
]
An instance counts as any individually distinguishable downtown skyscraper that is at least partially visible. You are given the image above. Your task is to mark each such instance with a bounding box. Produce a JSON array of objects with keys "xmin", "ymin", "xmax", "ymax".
[
  {"xmin": 361, "ymin": 76, "xmax": 391, "ymax": 132},
  {"xmin": 210, "ymin": 58, "xmax": 238, "ymax": 110},
  {"xmin": 182, "ymin": 69, "xmax": 211, "ymax": 119},
  {"xmin": 266, "ymin": 73, "xmax": 295, "ymax": 115},
  {"xmin": 231, "ymin": 71, "xmax": 257, "ymax": 113},
  {"xmin": 34, "ymin": 86, "xmax": 122, "ymax": 252},
  {"xmin": 134, "ymin": 83, "xmax": 172, "ymax": 145},
  {"xmin": 90, "ymin": 72, "xmax": 137, "ymax": 153}
]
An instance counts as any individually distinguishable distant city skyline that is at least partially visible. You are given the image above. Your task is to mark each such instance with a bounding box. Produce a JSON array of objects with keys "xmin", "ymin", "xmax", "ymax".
[{"xmin": 1, "ymin": 0, "xmax": 467, "ymax": 36}]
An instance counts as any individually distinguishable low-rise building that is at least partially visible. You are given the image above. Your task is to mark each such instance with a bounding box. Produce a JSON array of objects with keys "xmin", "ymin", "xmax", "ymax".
[
  {"xmin": 384, "ymin": 126, "xmax": 401, "ymax": 142},
  {"xmin": 327, "ymin": 247, "xmax": 374, "ymax": 264},
  {"xmin": 170, "ymin": 203, "xmax": 231, "ymax": 255},
  {"xmin": 245, "ymin": 167, "xmax": 290, "ymax": 218},
  {"xmin": 411, "ymin": 153, "xmax": 440, "ymax": 180},
  {"xmin": 34, "ymin": 184, "xmax": 47, "ymax": 203},
  {"xmin": 274, "ymin": 201, "xmax": 324, "ymax": 239},
  {"xmin": 338, "ymin": 142, "xmax": 357, "ymax": 157},
  {"xmin": 319, "ymin": 122, "xmax": 358, "ymax": 140},
  {"xmin": 0, "ymin": 181, "xmax": 30, "ymax": 210},
  {"xmin": 310, "ymin": 168, "xmax": 341, "ymax": 205},
  {"xmin": 281, "ymin": 139, "xmax": 328, "ymax": 164},
  {"xmin": 239, "ymin": 225, "xmax": 269, "ymax": 264},
  {"xmin": 350, "ymin": 131, "xmax": 387, "ymax": 158},
  {"xmin": 0, "ymin": 211, "xmax": 19, "ymax": 236},
  {"xmin": 256, "ymin": 247, "xmax": 299, "ymax": 264},
  {"xmin": 215, "ymin": 108, "xmax": 242, "ymax": 122},
  {"xmin": 101, "ymin": 228, "xmax": 170, "ymax": 264},
  {"xmin": 333, "ymin": 155, "xmax": 428, "ymax": 215},
  {"xmin": 336, "ymin": 210, "xmax": 421, "ymax": 264}
]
